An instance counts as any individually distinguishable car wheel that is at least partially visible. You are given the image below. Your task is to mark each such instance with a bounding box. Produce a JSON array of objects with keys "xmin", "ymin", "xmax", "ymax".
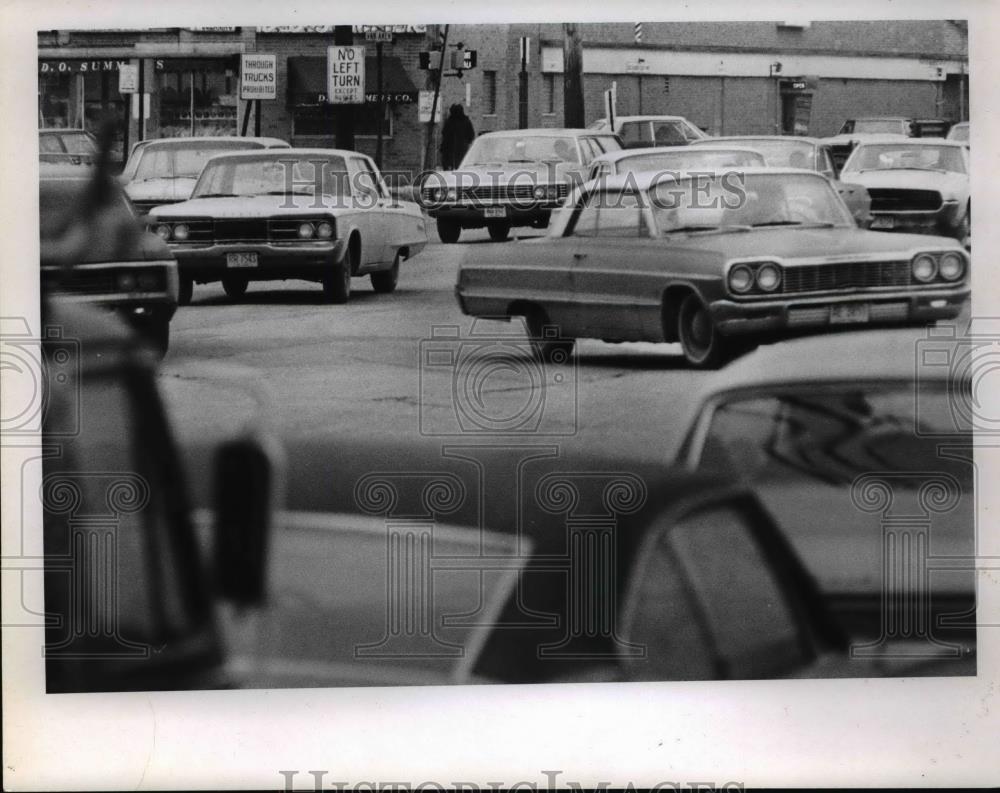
[
  {"xmin": 523, "ymin": 307, "xmax": 574, "ymax": 363},
  {"xmin": 178, "ymin": 275, "xmax": 194, "ymax": 306},
  {"xmin": 370, "ymin": 251, "xmax": 401, "ymax": 294},
  {"xmin": 487, "ymin": 221, "xmax": 511, "ymax": 242},
  {"xmin": 677, "ymin": 293, "xmax": 732, "ymax": 369},
  {"xmin": 322, "ymin": 254, "xmax": 352, "ymax": 304},
  {"xmin": 437, "ymin": 218, "xmax": 461, "ymax": 244},
  {"xmin": 222, "ymin": 276, "xmax": 248, "ymax": 300}
]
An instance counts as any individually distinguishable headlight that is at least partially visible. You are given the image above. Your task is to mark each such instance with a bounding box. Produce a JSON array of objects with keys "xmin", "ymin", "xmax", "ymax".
[
  {"xmin": 154, "ymin": 224, "xmax": 172, "ymax": 240},
  {"xmin": 756, "ymin": 263, "xmax": 782, "ymax": 292},
  {"xmin": 939, "ymin": 251, "xmax": 965, "ymax": 281},
  {"xmin": 912, "ymin": 253, "xmax": 938, "ymax": 283},
  {"xmin": 117, "ymin": 273, "xmax": 137, "ymax": 291},
  {"xmin": 446, "ymin": 188, "xmax": 458, "ymax": 201},
  {"xmin": 728, "ymin": 265, "xmax": 754, "ymax": 293},
  {"xmin": 533, "ymin": 185, "xmax": 547, "ymax": 200},
  {"xmin": 432, "ymin": 188, "xmax": 444, "ymax": 202},
  {"xmin": 172, "ymin": 223, "xmax": 189, "ymax": 241},
  {"xmin": 316, "ymin": 221, "xmax": 334, "ymax": 239},
  {"xmin": 136, "ymin": 272, "xmax": 159, "ymax": 291},
  {"xmin": 298, "ymin": 222, "xmax": 315, "ymax": 239}
]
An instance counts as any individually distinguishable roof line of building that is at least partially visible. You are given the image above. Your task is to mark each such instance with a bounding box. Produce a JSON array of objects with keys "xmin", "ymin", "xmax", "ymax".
[{"xmin": 537, "ymin": 38, "xmax": 968, "ymax": 63}]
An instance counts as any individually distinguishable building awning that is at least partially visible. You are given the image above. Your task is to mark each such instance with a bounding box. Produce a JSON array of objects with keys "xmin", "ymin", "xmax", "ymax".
[{"xmin": 287, "ymin": 56, "xmax": 419, "ymax": 105}]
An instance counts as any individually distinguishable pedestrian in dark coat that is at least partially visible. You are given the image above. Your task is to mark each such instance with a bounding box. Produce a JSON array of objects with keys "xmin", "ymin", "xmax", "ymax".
[{"xmin": 440, "ymin": 103, "xmax": 475, "ymax": 169}]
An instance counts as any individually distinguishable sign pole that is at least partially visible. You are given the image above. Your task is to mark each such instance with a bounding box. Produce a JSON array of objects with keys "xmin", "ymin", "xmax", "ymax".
[
  {"xmin": 423, "ymin": 24, "xmax": 448, "ymax": 170},
  {"xmin": 376, "ymin": 41, "xmax": 384, "ymax": 169},
  {"xmin": 255, "ymin": 99, "xmax": 261, "ymax": 137},
  {"xmin": 332, "ymin": 26, "xmax": 357, "ymax": 149}
]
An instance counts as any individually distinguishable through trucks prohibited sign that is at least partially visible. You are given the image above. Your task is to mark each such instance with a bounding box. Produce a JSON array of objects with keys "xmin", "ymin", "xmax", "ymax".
[
  {"xmin": 327, "ymin": 46, "xmax": 365, "ymax": 104},
  {"xmin": 241, "ymin": 53, "xmax": 277, "ymax": 100}
]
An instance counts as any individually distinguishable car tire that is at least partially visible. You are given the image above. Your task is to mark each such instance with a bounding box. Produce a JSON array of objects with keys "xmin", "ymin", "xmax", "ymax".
[
  {"xmin": 677, "ymin": 293, "xmax": 733, "ymax": 369},
  {"xmin": 222, "ymin": 276, "xmax": 248, "ymax": 300},
  {"xmin": 523, "ymin": 307, "xmax": 575, "ymax": 363},
  {"xmin": 487, "ymin": 221, "xmax": 511, "ymax": 242},
  {"xmin": 178, "ymin": 275, "xmax": 194, "ymax": 306},
  {"xmin": 437, "ymin": 218, "xmax": 461, "ymax": 244},
  {"xmin": 370, "ymin": 251, "xmax": 401, "ymax": 294},
  {"xmin": 322, "ymin": 254, "xmax": 352, "ymax": 304}
]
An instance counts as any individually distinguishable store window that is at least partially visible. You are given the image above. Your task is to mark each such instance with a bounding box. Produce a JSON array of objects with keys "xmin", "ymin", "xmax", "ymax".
[
  {"xmin": 39, "ymin": 61, "xmax": 128, "ymax": 163},
  {"xmin": 155, "ymin": 59, "xmax": 238, "ymax": 138}
]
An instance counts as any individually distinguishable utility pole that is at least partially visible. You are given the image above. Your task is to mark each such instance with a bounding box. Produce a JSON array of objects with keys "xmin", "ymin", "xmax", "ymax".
[
  {"xmin": 518, "ymin": 36, "xmax": 529, "ymax": 129},
  {"xmin": 562, "ymin": 23, "xmax": 585, "ymax": 128},
  {"xmin": 333, "ymin": 25, "xmax": 355, "ymax": 149},
  {"xmin": 423, "ymin": 24, "xmax": 449, "ymax": 171},
  {"xmin": 375, "ymin": 41, "xmax": 384, "ymax": 168}
]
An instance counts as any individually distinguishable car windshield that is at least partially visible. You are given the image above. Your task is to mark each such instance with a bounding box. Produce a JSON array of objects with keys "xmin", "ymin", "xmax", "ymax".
[
  {"xmin": 648, "ymin": 172, "xmax": 852, "ymax": 233},
  {"xmin": 617, "ymin": 149, "xmax": 765, "ymax": 173},
  {"xmin": 462, "ymin": 135, "xmax": 580, "ymax": 165},
  {"xmin": 845, "ymin": 144, "xmax": 966, "ymax": 174},
  {"xmin": 60, "ymin": 132, "xmax": 97, "ymax": 155},
  {"xmin": 133, "ymin": 140, "xmax": 265, "ymax": 180},
  {"xmin": 700, "ymin": 139, "xmax": 816, "ymax": 169},
  {"xmin": 192, "ymin": 155, "xmax": 351, "ymax": 198},
  {"xmin": 851, "ymin": 119, "xmax": 909, "ymax": 134}
]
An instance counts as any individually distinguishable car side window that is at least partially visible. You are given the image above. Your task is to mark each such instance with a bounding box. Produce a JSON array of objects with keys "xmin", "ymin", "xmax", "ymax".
[
  {"xmin": 653, "ymin": 122, "xmax": 688, "ymax": 146},
  {"xmin": 350, "ymin": 157, "xmax": 382, "ymax": 201},
  {"xmin": 619, "ymin": 122, "xmax": 651, "ymax": 147},
  {"xmin": 568, "ymin": 191, "xmax": 648, "ymax": 239},
  {"xmin": 362, "ymin": 157, "xmax": 390, "ymax": 199},
  {"xmin": 817, "ymin": 147, "xmax": 837, "ymax": 179},
  {"xmin": 578, "ymin": 138, "xmax": 601, "ymax": 165},
  {"xmin": 623, "ymin": 504, "xmax": 804, "ymax": 680}
]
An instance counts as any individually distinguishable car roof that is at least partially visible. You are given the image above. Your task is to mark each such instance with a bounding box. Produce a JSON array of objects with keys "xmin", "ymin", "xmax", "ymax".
[
  {"xmin": 852, "ymin": 137, "xmax": 965, "ymax": 148},
  {"xmin": 134, "ymin": 136, "xmax": 289, "ymax": 148},
  {"xmin": 476, "ymin": 128, "xmax": 601, "ymax": 139},
  {"xmin": 199, "ymin": 147, "xmax": 367, "ymax": 162},
  {"xmin": 592, "ymin": 145, "xmax": 765, "ymax": 164},
  {"xmin": 582, "ymin": 166, "xmax": 824, "ymax": 191},
  {"xmin": 702, "ymin": 328, "xmax": 957, "ymax": 397},
  {"xmin": 848, "ymin": 116, "xmax": 913, "ymax": 121},
  {"xmin": 598, "ymin": 115, "xmax": 693, "ymax": 124},
  {"xmin": 702, "ymin": 135, "xmax": 822, "ymax": 145}
]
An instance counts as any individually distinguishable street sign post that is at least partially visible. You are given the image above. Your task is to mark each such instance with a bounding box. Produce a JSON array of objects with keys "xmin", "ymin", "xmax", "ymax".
[{"xmin": 327, "ymin": 45, "xmax": 366, "ymax": 104}]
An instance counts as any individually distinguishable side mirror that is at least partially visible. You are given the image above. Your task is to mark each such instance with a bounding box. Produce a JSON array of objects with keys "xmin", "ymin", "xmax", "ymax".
[
  {"xmin": 618, "ymin": 488, "xmax": 846, "ymax": 681},
  {"xmin": 212, "ymin": 434, "xmax": 280, "ymax": 606}
]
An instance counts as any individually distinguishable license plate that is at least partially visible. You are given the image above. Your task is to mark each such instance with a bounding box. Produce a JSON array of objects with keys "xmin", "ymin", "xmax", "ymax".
[
  {"xmin": 484, "ymin": 206, "xmax": 507, "ymax": 218},
  {"xmin": 870, "ymin": 216, "xmax": 895, "ymax": 230},
  {"xmin": 226, "ymin": 252, "xmax": 258, "ymax": 268},
  {"xmin": 830, "ymin": 304, "xmax": 870, "ymax": 324}
]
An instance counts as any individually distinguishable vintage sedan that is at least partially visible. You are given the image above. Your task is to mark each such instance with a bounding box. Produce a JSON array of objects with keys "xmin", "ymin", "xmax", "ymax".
[
  {"xmin": 696, "ymin": 135, "xmax": 872, "ymax": 224},
  {"xmin": 40, "ymin": 165, "xmax": 178, "ymax": 355},
  {"xmin": 456, "ymin": 168, "xmax": 970, "ymax": 368},
  {"xmin": 839, "ymin": 139, "xmax": 970, "ymax": 245},
  {"xmin": 38, "ymin": 128, "xmax": 99, "ymax": 167},
  {"xmin": 587, "ymin": 144, "xmax": 766, "ymax": 181},
  {"xmin": 673, "ymin": 327, "xmax": 975, "ymax": 663},
  {"xmin": 122, "ymin": 135, "xmax": 290, "ymax": 216},
  {"xmin": 589, "ymin": 114, "xmax": 709, "ymax": 147},
  {"xmin": 147, "ymin": 148, "xmax": 428, "ymax": 304},
  {"xmin": 420, "ymin": 128, "xmax": 621, "ymax": 243},
  {"xmin": 821, "ymin": 116, "xmax": 915, "ymax": 169}
]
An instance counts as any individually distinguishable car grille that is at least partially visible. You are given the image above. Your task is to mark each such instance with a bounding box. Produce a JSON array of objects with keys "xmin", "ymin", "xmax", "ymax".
[
  {"xmin": 213, "ymin": 219, "xmax": 270, "ymax": 242},
  {"xmin": 868, "ymin": 189, "xmax": 943, "ymax": 213},
  {"xmin": 42, "ymin": 270, "xmax": 117, "ymax": 295},
  {"xmin": 782, "ymin": 260, "xmax": 912, "ymax": 293},
  {"xmin": 422, "ymin": 183, "xmax": 569, "ymax": 202}
]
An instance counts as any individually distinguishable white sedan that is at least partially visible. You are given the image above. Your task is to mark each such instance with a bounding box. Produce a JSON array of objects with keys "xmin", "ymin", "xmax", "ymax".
[{"xmin": 147, "ymin": 149, "xmax": 428, "ymax": 304}]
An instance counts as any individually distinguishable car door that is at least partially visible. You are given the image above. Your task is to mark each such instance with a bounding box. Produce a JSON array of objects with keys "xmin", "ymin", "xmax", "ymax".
[
  {"xmin": 567, "ymin": 189, "xmax": 655, "ymax": 340},
  {"xmin": 348, "ymin": 156, "xmax": 387, "ymax": 266}
]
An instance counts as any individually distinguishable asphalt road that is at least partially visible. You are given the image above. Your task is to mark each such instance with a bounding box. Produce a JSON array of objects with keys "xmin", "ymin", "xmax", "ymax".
[{"xmin": 158, "ymin": 229, "xmax": 969, "ymax": 467}]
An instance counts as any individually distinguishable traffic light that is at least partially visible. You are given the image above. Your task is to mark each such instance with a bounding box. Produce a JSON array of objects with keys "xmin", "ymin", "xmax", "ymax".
[
  {"xmin": 448, "ymin": 50, "xmax": 477, "ymax": 70},
  {"xmin": 418, "ymin": 51, "xmax": 443, "ymax": 70}
]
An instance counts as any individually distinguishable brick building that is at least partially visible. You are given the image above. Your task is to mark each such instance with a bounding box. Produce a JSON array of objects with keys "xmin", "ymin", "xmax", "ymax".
[
  {"xmin": 38, "ymin": 21, "xmax": 968, "ymax": 174},
  {"xmin": 435, "ymin": 21, "xmax": 969, "ymax": 139}
]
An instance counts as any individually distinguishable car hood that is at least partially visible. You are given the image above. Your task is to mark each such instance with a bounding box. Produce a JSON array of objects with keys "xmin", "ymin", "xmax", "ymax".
[
  {"xmin": 431, "ymin": 161, "xmax": 584, "ymax": 186},
  {"xmin": 149, "ymin": 194, "xmax": 349, "ymax": 219},
  {"xmin": 666, "ymin": 225, "xmax": 962, "ymax": 260},
  {"xmin": 839, "ymin": 169, "xmax": 968, "ymax": 196},
  {"xmin": 125, "ymin": 177, "xmax": 199, "ymax": 202}
]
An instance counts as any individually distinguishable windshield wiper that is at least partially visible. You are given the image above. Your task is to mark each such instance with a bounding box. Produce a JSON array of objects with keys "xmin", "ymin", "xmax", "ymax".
[
  {"xmin": 194, "ymin": 192, "xmax": 239, "ymax": 198},
  {"xmin": 751, "ymin": 220, "xmax": 838, "ymax": 229},
  {"xmin": 262, "ymin": 189, "xmax": 315, "ymax": 196},
  {"xmin": 663, "ymin": 224, "xmax": 751, "ymax": 235},
  {"xmin": 856, "ymin": 167, "xmax": 946, "ymax": 174}
]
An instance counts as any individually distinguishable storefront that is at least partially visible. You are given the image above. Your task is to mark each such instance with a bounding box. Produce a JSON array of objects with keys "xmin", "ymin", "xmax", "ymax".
[{"xmin": 152, "ymin": 57, "xmax": 240, "ymax": 138}]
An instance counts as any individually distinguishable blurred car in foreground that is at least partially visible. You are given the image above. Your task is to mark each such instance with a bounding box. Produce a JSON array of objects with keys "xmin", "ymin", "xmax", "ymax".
[
  {"xmin": 121, "ymin": 135, "xmax": 289, "ymax": 216},
  {"xmin": 456, "ymin": 168, "xmax": 969, "ymax": 368},
  {"xmin": 587, "ymin": 144, "xmax": 766, "ymax": 180},
  {"xmin": 148, "ymin": 148, "xmax": 428, "ymax": 304},
  {"xmin": 589, "ymin": 114, "xmax": 709, "ymax": 147},
  {"xmin": 839, "ymin": 139, "xmax": 970, "ymax": 246},
  {"xmin": 696, "ymin": 135, "xmax": 872, "ymax": 224},
  {"xmin": 40, "ymin": 165, "xmax": 178, "ymax": 355},
  {"xmin": 39, "ymin": 128, "xmax": 99, "ymax": 168},
  {"xmin": 420, "ymin": 128, "xmax": 621, "ymax": 243},
  {"xmin": 674, "ymin": 328, "xmax": 975, "ymax": 666}
]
